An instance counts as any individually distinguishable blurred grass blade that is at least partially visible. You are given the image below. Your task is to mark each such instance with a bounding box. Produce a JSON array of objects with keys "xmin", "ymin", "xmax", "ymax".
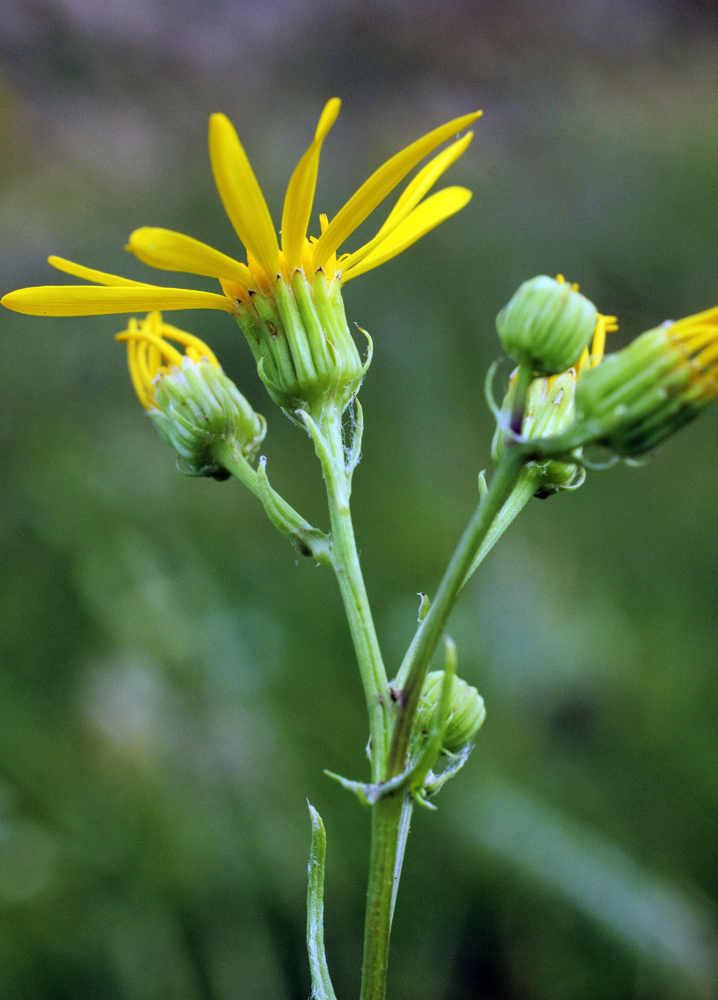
[
  {"xmin": 306, "ymin": 803, "xmax": 338, "ymax": 1000},
  {"xmin": 460, "ymin": 779, "xmax": 718, "ymax": 998}
]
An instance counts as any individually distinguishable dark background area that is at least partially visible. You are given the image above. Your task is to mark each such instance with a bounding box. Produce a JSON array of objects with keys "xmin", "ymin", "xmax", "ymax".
[{"xmin": 1, "ymin": 1, "xmax": 718, "ymax": 997}]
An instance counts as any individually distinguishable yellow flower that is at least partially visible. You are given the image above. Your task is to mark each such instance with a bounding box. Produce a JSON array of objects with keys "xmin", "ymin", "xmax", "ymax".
[
  {"xmin": 1, "ymin": 100, "xmax": 479, "ymax": 317},
  {"xmin": 576, "ymin": 303, "xmax": 718, "ymax": 455},
  {"xmin": 117, "ymin": 312, "xmax": 266, "ymax": 473},
  {"xmin": 668, "ymin": 305, "xmax": 718, "ymax": 400}
]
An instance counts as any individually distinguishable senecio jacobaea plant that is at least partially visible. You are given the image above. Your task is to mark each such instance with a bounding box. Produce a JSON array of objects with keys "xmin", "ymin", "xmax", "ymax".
[{"xmin": 4, "ymin": 97, "xmax": 718, "ymax": 1000}]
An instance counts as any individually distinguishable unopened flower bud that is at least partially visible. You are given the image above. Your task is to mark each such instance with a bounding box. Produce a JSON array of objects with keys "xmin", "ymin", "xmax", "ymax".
[
  {"xmin": 413, "ymin": 670, "xmax": 486, "ymax": 754},
  {"xmin": 116, "ymin": 312, "xmax": 266, "ymax": 477},
  {"xmin": 576, "ymin": 305, "xmax": 718, "ymax": 456},
  {"xmin": 496, "ymin": 275, "xmax": 598, "ymax": 375},
  {"xmin": 152, "ymin": 359, "xmax": 266, "ymax": 476},
  {"xmin": 492, "ymin": 370, "xmax": 584, "ymax": 495}
]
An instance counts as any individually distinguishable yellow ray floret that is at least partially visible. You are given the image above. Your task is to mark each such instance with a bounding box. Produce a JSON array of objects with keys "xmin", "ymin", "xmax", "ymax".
[
  {"xmin": 670, "ymin": 305, "xmax": 718, "ymax": 393},
  {"xmin": 575, "ymin": 313, "xmax": 619, "ymax": 374},
  {"xmin": 115, "ymin": 312, "xmax": 221, "ymax": 409},
  {"xmin": 281, "ymin": 97, "xmax": 342, "ymax": 271},
  {"xmin": 2, "ymin": 99, "xmax": 479, "ymax": 319},
  {"xmin": 1, "ymin": 256, "xmax": 233, "ymax": 317}
]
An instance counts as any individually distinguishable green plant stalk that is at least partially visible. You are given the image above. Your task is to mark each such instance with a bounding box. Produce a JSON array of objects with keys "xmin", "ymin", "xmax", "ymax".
[
  {"xmin": 313, "ymin": 403, "xmax": 392, "ymax": 783},
  {"xmin": 359, "ymin": 790, "xmax": 405, "ymax": 1000},
  {"xmin": 217, "ymin": 443, "xmax": 333, "ymax": 563},
  {"xmin": 310, "ymin": 402, "xmax": 401, "ymax": 1000},
  {"xmin": 361, "ymin": 445, "xmax": 529, "ymax": 1000},
  {"xmin": 460, "ymin": 465, "xmax": 541, "ymax": 589},
  {"xmin": 310, "ymin": 404, "xmax": 556, "ymax": 1000},
  {"xmin": 390, "ymin": 443, "xmax": 528, "ymax": 775}
]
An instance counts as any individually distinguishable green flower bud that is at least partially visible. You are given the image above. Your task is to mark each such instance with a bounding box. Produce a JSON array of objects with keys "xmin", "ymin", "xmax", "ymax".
[
  {"xmin": 234, "ymin": 271, "xmax": 368, "ymax": 415},
  {"xmin": 576, "ymin": 305, "xmax": 718, "ymax": 456},
  {"xmin": 116, "ymin": 314, "xmax": 266, "ymax": 478},
  {"xmin": 492, "ymin": 369, "xmax": 585, "ymax": 496},
  {"xmin": 413, "ymin": 670, "xmax": 486, "ymax": 755},
  {"xmin": 496, "ymin": 275, "xmax": 598, "ymax": 375},
  {"xmin": 151, "ymin": 359, "xmax": 266, "ymax": 477}
]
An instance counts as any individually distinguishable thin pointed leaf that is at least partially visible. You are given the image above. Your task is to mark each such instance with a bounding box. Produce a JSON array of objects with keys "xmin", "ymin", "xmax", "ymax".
[{"xmin": 306, "ymin": 803, "xmax": 338, "ymax": 1000}]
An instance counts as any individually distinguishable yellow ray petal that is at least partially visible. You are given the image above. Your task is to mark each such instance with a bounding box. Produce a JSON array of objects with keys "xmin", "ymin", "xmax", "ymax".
[
  {"xmin": 312, "ymin": 110, "xmax": 481, "ymax": 270},
  {"xmin": 209, "ymin": 112, "xmax": 279, "ymax": 278},
  {"xmin": 341, "ymin": 187, "xmax": 472, "ymax": 283},
  {"xmin": 147, "ymin": 321, "xmax": 221, "ymax": 368},
  {"xmin": 673, "ymin": 305, "xmax": 718, "ymax": 333},
  {"xmin": 115, "ymin": 328, "xmax": 185, "ymax": 368},
  {"xmin": 281, "ymin": 98, "xmax": 341, "ymax": 271},
  {"xmin": 49, "ymin": 256, "xmax": 151, "ymax": 287},
  {"xmin": 127, "ymin": 227, "xmax": 254, "ymax": 287},
  {"xmin": 1, "ymin": 285, "xmax": 233, "ymax": 316},
  {"xmin": 342, "ymin": 132, "xmax": 473, "ymax": 270},
  {"xmin": 124, "ymin": 337, "xmax": 153, "ymax": 408}
]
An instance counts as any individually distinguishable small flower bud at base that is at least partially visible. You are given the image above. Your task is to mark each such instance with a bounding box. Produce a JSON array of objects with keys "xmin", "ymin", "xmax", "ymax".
[
  {"xmin": 492, "ymin": 370, "xmax": 585, "ymax": 496},
  {"xmin": 413, "ymin": 670, "xmax": 486, "ymax": 755}
]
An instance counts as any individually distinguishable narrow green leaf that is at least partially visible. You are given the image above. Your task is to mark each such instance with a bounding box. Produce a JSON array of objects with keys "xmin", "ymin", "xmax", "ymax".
[{"xmin": 306, "ymin": 803, "xmax": 338, "ymax": 1000}]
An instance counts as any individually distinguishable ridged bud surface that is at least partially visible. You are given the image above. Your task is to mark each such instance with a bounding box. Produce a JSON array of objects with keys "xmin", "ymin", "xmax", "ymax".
[
  {"xmin": 151, "ymin": 359, "xmax": 266, "ymax": 476},
  {"xmin": 236, "ymin": 272, "xmax": 366, "ymax": 414},
  {"xmin": 497, "ymin": 275, "xmax": 597, "ymax": 375},
  {"xmin": 413, "ymin": 670, "xmax": 486, "ymax": 754}
]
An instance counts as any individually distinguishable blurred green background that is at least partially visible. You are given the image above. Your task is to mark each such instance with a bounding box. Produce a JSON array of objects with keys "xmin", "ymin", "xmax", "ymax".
[{"xmin": 1, "ymin": 1, "xmax": 718, "ymax": 997}]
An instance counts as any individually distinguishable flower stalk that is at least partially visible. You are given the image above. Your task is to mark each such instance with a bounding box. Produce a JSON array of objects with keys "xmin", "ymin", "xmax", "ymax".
[{"xmin": 302, "ymin": 403, "xmax": 392, "ymax": 781}]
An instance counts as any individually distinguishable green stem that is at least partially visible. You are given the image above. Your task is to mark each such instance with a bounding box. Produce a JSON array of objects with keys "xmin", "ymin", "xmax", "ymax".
[
  {"xmin": 214, "ymin": 443, "xmax": 262, "ymax": 498},
  {"xmin": 359, "ymin": 792, "xmax": 404, "ymax": 1000},
  {"xmin": 389, "ymin": 444, "xmax": 528, "ymax": 776},
  {"xmin": 312, "ymin": 404, "xmax": 392, "ymax": 782},
  {"xmin": 217, "ymin": 444, "xmax": 332, "ymax": 564},
  {"xmin": 390, "ymin": 794, "xmax": 414, "ymax": 924},
  {"xmin": 460, "ymin": 465, "xmax": 541, "ymax": 590}
]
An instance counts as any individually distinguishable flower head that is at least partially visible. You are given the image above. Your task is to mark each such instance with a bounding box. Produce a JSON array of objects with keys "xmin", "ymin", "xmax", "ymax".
[
  {"xmin": 576, "ymin": 303, "xmax": 718, "ymax": 455},
  {"xmin": 491, "ymin": 277, "xmax": 618, "ymax": 495},
  {"xmin": 2, "ymin": 100, "xmax": 479, "ymax": 318},
  {"xmin": 117, "ymin": 312, "xmax": 266, "ymax": 476}
]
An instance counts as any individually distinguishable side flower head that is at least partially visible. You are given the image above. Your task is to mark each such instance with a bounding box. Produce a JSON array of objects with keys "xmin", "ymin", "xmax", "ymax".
[
  {"xmin": 117, "ymin": 312, "xmax": 266, "ymax": 477},
  {"xmin": 492, "ymin": 305, "xmax": 618, "ymax": 496},
  {"xmin": 496, "ymin": 274, "xmax": 598, "ymax": 375},
  {"xmin": 2, "ymin": 99, "xmax": 480, "ymax": 415},
  {"xmin": 576, "ymin": 304, "xmax": 718, "ymax": 456}
]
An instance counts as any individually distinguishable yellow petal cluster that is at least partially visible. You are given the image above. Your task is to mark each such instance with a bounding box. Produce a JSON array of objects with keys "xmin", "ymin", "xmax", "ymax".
[
  {"xmin": 2, "ymin": 100, "xmax": 479, "ymax": 318},
  {"xmin": 670, "ymin": 305, "xmax": 718, "ymax": 396},
  {"xmin": 114, "ymin": 311, "xmax": 221, "ymax": 409}
]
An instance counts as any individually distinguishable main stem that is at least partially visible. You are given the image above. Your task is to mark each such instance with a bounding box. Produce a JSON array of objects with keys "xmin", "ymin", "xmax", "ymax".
[
  {"xmin": 359, "ymin": 792, "xmax": 404, "ymax": 1000},
  {"xmin": 317, "ymin": 404, "xmax": 391, "ymax": 782},
  {"xmin": 316, "ymin": 410, "xmax": 530, "ymax": 1000}
]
